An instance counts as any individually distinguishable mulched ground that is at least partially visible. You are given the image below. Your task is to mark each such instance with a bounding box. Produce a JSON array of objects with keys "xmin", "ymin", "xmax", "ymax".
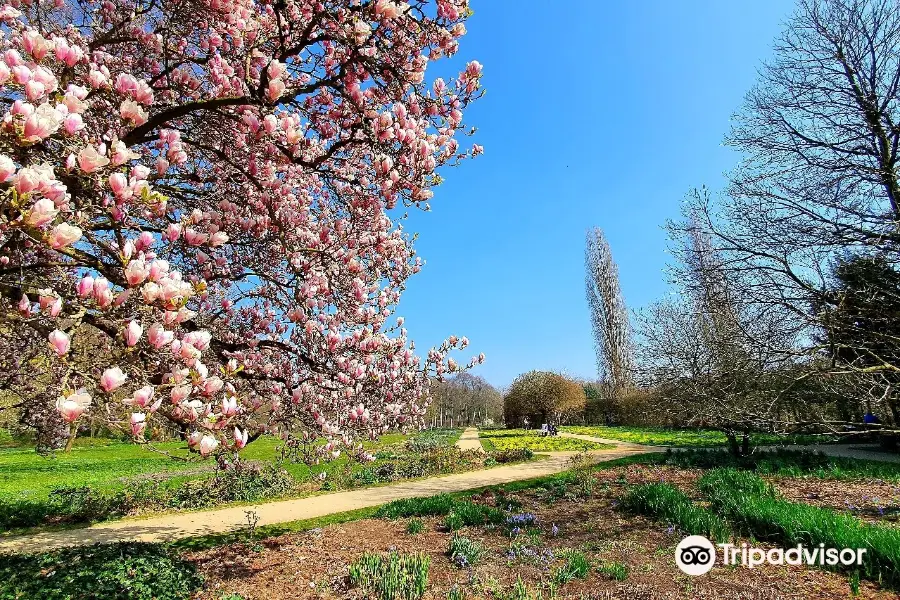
[{"xmin": 188, "ymin": 464, "xmax": 898, "ymax": 599}]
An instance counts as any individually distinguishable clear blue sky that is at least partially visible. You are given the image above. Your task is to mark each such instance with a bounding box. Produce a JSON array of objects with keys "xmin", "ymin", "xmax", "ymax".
[{"xmin": 397, "ymin": 0, "xmax": 794, "ymax": 389}]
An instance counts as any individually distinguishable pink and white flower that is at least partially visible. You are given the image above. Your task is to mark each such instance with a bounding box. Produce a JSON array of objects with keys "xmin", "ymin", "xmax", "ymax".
[
  {"xmin": 100, "ymin": 366, "xmax": 127, "ymax": 392},
  {"xmin": 56, "ymin": 390, "xmax": 91, "ymax": 422}
]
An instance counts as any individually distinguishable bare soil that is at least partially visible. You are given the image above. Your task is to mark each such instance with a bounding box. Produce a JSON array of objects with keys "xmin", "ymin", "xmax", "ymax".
[{"xmin": 189, "ymin": 464, "xmax": 897, "ymax": 600}]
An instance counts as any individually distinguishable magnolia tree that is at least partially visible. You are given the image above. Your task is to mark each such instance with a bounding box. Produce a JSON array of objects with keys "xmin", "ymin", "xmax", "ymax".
[{"xmin": 0, "ymin": 0, "xmax": 486, "ymax": 458}]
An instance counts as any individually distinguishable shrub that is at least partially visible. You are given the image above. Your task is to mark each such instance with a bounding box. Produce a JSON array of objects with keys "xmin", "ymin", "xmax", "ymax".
[
  {"xmin": 622, "ymin": 483, "xmax": 731, "ymax": 542},
  {"xmin": 0, "ymin": 542, "xmax": 203, "ymax": 600},
  {"xmin": 489, "ymin": 448, "xmax": 534, "ymax": 464},
  {"xmin": 168, "ymin": 462, "xmax": 297, "ymax": 509},
  {"xmin": 447, "ymin": 534, "xmax": 483, "ymax": 568},
  {"xmin": 348, "ymin": 552, "xmax": 430, "ymax": 600}
]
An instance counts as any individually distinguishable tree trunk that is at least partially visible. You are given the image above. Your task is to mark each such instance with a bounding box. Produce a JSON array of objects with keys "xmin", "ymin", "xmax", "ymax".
[
  {"xmin": 725, "ymin": 430, "xmax": 740, "ymax": 456},
  {"xmin": 64, "ymin": 423, "xmax": 77, "ymax": 453}
]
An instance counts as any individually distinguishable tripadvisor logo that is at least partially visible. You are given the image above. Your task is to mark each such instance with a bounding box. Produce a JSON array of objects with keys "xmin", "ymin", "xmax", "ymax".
[{"xmin": 675, "ymin": 536, "xmax": 867, "ymax": 575}]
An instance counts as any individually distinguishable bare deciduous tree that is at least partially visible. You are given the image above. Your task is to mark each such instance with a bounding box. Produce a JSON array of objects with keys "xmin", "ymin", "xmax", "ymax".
[
  {"xmin": 585, "ymin": 228, "xmax": 633, "ymax": 395},
  {"xmin": 637, "ymin": 217, "xmax": 796, "ymax": 454},
  {"xmin": 686, "ymin": 0, "xmax": 900, "ymax": 432},
  {"xmin": 428, "ymin": 373, "xmax": 503, "ymax": 428}
]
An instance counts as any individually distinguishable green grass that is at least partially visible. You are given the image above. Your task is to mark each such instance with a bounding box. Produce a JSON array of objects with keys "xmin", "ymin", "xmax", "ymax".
[
  {"xmin": 621, "ymin": 482, "xmax": 732, "ymax": 542},
  {"xmin": 0, "ymin": 429, "xmax": 494, "ymax": 531},
  {"xmin": 478, "ymin": 429, "xmax": 612, "ymax": 452},
  {"xmin": 698, "ymin": 468, "xmax": 900, "ymax": 586},
  {"xmin": 406, "ymin": 518, "xmax": 425, "ymax": 535},
  {"xmin": 376, "ymin": 494, "xmax": 506, "ymax": 528},
  {"xmin": 552, "ymin": 549, "xmax": 591, "ymax": 585},
  {"xmin": 563, "ymin": 425, "xmax": 830, "ymax": 448},
  {"xmin": 0, "ymin": 432, "xmax": 428, "ymax": 502},
  {"xmin": 597, "ymin": 561, "xmax": 629, "ymax": 581}
]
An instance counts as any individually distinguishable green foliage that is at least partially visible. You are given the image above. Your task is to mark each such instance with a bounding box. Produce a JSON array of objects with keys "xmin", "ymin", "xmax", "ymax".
[
  {"xmin": 348, "ymin": 552, "xmax": 430, "ymax": 600},
  {"xmin": 447, "ymin": 586, "xmax": 466, "ymax": 600},
  {"xmin": 622, "ymin": 483, "xmax": 732, "ymax": 542},
  {"xmin": 405, "ymin": 429, "xmax": 460, "ymax": 453},
  {"xmin": 406, "ymin": 518, "xmax": 425, "ymax": 535},
  {"xmin": 850, "ymin": 570, "xmax": 861, "ymax": 596},
  {"xmin": 350, "ymin": 447, "xmax": 494, "ymax": 487},
  {"xmin": 478, "ymin": 430, "xmax": 610, "ymax": 452},
  {"xmin": 375, "ymin": 494, "xmax": 505, "ymax": 527},
  {"xmin": 664, "ymin": 448, "xmax": 900, "ymax": 482},
  {"xmin": 597, "ymin": 561, "xmax": 629, "ymax": 581},
  {"xmin": 699, "ymin": 469, "xmax": 900, "ymax": 586},
  {"xmin": 444, "ymin": 511, "xmax": 464, "ymax": 532},
  {"xmin": 448, "ymin": 534, "xmax": 483, "ymax": 568},
  {"xmin": 0, "ymin": 542, "xmax": 203, "ymax": 600},
  {"xmin": 495, "ymin": 577, "xmax": 544, "ymax": 600},
  {"xmin": 552, "ymin": 549, "xmax": 591, "ymax": 585},
  {"xmin": 564, "ymin": 425, "xmax": 827, "ymax": 448}
]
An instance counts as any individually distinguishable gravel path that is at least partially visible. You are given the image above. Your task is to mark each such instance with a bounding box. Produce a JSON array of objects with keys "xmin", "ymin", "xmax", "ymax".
[
  {"xmin": 454, "ymin": 427, "xmax": 484, "ymax": 452},
  {"xmin": 0, "ymin": 444, "xmax": 656, "ymax": 555}
]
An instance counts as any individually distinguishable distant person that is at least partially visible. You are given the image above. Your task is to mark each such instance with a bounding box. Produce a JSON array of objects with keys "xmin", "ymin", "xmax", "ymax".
[
  {"xmin": 864, "ymin": 411, "xmax": 880, "ymax": 425},
  {"xmin": 523, "ymin": 417, "xmax": 530, "ymax": 430}
]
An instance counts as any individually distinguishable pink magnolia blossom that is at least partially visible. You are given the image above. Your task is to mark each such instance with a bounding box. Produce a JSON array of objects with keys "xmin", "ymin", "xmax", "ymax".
[
  {"xmin": 0, "ymin": 0, "xmax": 483, "ymax": 457},
  {"xmin": 56, "ymin": 390, "xmax": 91, "ymax": 422},
  {"xmin": 198, "ymin": 435, "xmax": 218, "ymax": 456},
  {"xmin": 77, "ymin": 145, "xmax": 109, "ymax": 173},
  {"xmin": 0, "ymin": 154, "xmax": 14, "ymax": 181},
  {"xmin": 171, "ymin": 385, "xmax": 192, "ymax": 404},
  {"xmin": 49, "ymin": 297, "xmax": 63, "ymax": 317},
  {"xmin": 124, "ymin": 320, "xmax": 143, "ymax": 347},
  {"xmin": 124, "ymin": 258, "xmax": 149, "ymax": 286},
  {"xmin": 147, "ymin": 323, "xmax": 174, "ymax": 349},
  {"xmin": 130, "ymin": 412, "xmax": 146, "ymax": 437},
  {"xmin": 129, "ymin": 385, "xmax": 155, "ymax": 408},
  {"xmin": 100, "ymin": 366, "xmax": 127, "ymax": 392},
  {"xmin": 48, "ymin": 329, "xmax": 70, "ymax": 356},
  {"xmin": 63, "ymin": 113, "xmax": 84, "ymax": 135},
  {"xmin": 48, "ymin": 223, "xmax": 82, "ymax": 249},
  {"xmin": 25, "ymin": 198, "xmax": 58, "ymax": 227},
  {"xmin": 22, "ymin": 103, "xmax": 62, "ymax": 142},
  {"xmin": 233, "ymin": 427, "xmax": 248, "ymax": 449},
  {"xmin": 120, "ymin": 99, "xmax": 148, "ymax": 126},
  {"xmin": 76, "ymin": 275, "xmax": 94, "ymax": 297}
]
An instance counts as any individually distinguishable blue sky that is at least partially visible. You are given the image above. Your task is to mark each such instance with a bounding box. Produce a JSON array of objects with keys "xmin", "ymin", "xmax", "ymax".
[{"xmin": 397, "ymin": 0, "xmax": 795, "ymax": 389}]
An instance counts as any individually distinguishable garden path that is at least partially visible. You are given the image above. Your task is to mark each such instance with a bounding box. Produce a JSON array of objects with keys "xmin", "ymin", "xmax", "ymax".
[
  {"xmin": 454, "ymin": 427, "xmax": 484, "ymax": 452},
  {"xmin": 0, "ymin": 444, "xmax": 656, "ymax": 555}
]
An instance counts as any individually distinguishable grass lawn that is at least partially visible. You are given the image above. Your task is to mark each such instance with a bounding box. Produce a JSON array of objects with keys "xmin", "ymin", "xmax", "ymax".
[
  {"xmin": 0, "ymin": 431, "xmax": 410, "ymax": 502},
  {"xmin": 563, "ymin": 425, "xmax": 831, "ymax": 448},
  {"xmin": 478, "ymin": 429, "xmax": 613, "ymax": 452}
]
